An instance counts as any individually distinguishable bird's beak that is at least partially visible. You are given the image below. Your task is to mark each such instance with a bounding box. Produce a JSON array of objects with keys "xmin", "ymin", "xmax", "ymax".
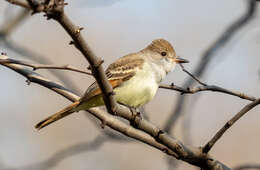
[{"xmin": 174, "ymin": 56, "xmax": 189, "ymax": 64}]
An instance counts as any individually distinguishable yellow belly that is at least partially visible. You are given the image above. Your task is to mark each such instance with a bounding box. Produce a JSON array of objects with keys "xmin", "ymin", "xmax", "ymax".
[{"xmin": 114, "ymin": 67, "xmax": 158, "ymax": 108}]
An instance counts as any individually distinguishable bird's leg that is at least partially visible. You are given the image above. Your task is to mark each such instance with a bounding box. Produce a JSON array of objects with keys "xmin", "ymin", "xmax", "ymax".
[
  {"xmin": 129, "ymin": 107, "xmax": 142, "ymax": 128},
  {"xmin": 118, "ymin": 103, "xmax": 142, "ymax": 128}
]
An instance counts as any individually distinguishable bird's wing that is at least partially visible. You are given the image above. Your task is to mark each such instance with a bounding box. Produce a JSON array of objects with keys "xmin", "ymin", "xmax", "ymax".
[{"xmin": 80, "ymin": 53, "xmax": 144, "ymax": 102}]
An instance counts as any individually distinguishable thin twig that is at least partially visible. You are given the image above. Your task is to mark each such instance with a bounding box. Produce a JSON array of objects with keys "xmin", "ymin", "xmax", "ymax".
[
  {"xmin": 0, "ymin": 58, "xmax": 92, "ymax": 75},
  {"xmin": 2, "ymin": 38, "xmax": 81, "ymax": 94},
  {"xmin": 33, "ymin": 65, "xmax": 91, "ymax": 75},
  {"xmin": 0, "ymin": 5, "xmax": 81, "ymax": 93},
  {"xmin": 159, "ymin": 84, "xmax": 256, "ymax": 101},
  {"xmin": 203, "ymin": 98, "xmax": 260, "ymax": 153},
  {"xmin": 165, "ymin": 63, "xmax": 256, "ymax": 101},
  {"xmin": 179, "ymin": 63, "xmax": 207, "ymax": 86},
  {"xmin": 1, "ymin": 57, "xmax": 255, "ymax": 102}
]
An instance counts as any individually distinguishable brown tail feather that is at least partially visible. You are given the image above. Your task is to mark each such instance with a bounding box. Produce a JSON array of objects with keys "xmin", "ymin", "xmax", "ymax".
[{"xmin": 35, "ymin": 101, "xmax": 80, "ymax": 130}]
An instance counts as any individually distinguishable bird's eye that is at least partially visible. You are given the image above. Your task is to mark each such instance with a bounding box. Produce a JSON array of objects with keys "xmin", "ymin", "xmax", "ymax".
[{"xmin": 161, "ymin": 52, "xmax": 167, "ymax": 56}]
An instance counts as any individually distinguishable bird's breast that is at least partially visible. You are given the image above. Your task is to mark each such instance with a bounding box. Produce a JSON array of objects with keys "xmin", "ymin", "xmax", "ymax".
[
  {"xmin": 149, "ymin": 62, "xmax": 168, "ymax": 83},
  {"xmin": 114, "ymin": 63, "xmax": 158, "ymax": 108}
]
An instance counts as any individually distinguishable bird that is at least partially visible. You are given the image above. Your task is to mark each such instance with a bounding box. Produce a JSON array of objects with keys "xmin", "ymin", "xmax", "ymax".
[{"xmin": 35, "ymin": 39, "xmax": 189, "ymax": 130}]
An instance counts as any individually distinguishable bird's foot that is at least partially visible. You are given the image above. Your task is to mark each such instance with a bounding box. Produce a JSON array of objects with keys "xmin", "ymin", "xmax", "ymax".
[
  {"xmin": 155, "ymin": 130, "xmax": 164, "ymax": 141},
  {"xmin": 130, "ymin": 108, "xmax": 142, "ymax": 128}
]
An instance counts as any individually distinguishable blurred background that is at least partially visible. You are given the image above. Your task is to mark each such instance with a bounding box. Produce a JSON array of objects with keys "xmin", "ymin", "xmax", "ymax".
[{"xmin": 0, "ymin": 0, "xmax": 260, "ymax": 169}]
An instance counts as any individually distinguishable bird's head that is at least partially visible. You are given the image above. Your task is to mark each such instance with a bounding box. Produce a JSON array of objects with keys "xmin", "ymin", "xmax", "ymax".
[{"xmin": 144, "ymin": 39, "xmax": 189, "ymax": 72}]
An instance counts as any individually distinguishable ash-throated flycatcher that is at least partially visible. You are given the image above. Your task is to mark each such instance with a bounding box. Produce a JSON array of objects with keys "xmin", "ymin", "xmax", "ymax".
[{"xmin": 35, "ymin": 39, "xmax": 188, "ymax": 130}]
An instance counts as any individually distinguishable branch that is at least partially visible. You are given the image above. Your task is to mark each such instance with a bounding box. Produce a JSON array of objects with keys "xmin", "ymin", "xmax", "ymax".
[
  {"xmin": 3, "ymin": 54, "xmax": 255, "ymax": 105},
  {"xmin": 0, "ymin": 58, "xmax": 92, "ymax": 75},
  {"xmin": 177, "ymin": 64, "xmax": 255, "ymax": 101},
  {"xmin": 203, "ymin": 98, "xmax": 260, "ymax": 153},
  {"xmin": 2, "ymin": 57, "xmax": 255, "ymax": 102},
  {"xmin": 179, "ymin": 63, "xmax": 207, "ymax": 86},
  {"xmin": 0, "ymin": 7, "xmax": 83, "ymax": 93},
  {"xmin": 2, "ymin": 40, "xmax": 83, "ymax": 95},
  {"xmin": 0, "ymin": 54, "xmax": 231, "ymax": 169},
  {"xmin": 160, "ymin": 62, "xmax": 256, "ymax": 102},
  {"xmin": 2, "ymin": 56, "xmax": 256, "ymax": 106},
  {"xmin": 159, "ymin": 84, "xmax": 256, "ymax": 102}
]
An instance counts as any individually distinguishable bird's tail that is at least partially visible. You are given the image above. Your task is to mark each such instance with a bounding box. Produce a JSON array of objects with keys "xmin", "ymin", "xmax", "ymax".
[{"xmin": 35, "ymin": 101, "xmax": 81, "ymax": 130}]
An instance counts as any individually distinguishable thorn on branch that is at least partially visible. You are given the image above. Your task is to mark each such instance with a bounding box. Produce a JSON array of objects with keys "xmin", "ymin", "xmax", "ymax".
[
  {"xmin": 87, "ymin": 65, "xmax": 91, "ymax": 70},
  {"xmin": 44, "ymin": 14, "xmax": 53, "ymax": 20},
  {"xmin": 26, "ymin": 79, "xmax": 31, "ymax": 85},
  {"xmin": 69, "ymin": 40, "xmax": 80, "ymax": 49},
  {"xmin": 93, "ymin": 59, "xmax": 104, "ymax": 68},
  {"xmin": 31, "ymin": 10, "xmax": 37, "ymax": 15},
  {"xmin": 75, "ymin": 27, "xmax": 84, "ymax": 34},
  {"xmin": 27, "ymin": 0, "xmax": 44, "ymax": 15},
  {"xmin": 39, "ymin": 0, "xmax": 65, "ymax": 20},
  {"xmin": 224, "ymin": 120, "xmax": 232, "ymax": 129}
]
